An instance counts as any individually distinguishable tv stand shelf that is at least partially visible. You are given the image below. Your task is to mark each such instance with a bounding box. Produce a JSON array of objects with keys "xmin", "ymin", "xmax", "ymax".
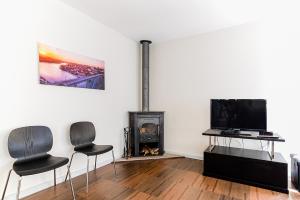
[
  {"xmin": 202, "ymin": 130, "xmax": 288, "ymax": 193},
  {"xmin": 203, "ymin": 129, "xmax": 285, "ymax": 159},
  {"xmin": 209, "ymin": 145, "xmax": 286, "ymax": 162}
]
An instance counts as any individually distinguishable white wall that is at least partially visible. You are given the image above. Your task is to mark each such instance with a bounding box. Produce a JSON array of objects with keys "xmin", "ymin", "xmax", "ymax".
[
  {"xmin": 150, "ymin": 2, "xmax": 300, "ymax": 161},
  {"xmin": 0, "ymin": 0, "xmax": 138, "ymax": 199}
]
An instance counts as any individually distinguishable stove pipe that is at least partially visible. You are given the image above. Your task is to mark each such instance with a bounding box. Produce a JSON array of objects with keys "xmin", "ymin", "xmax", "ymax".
[{"xmin": 140, "ymin": 40, "xmax": 152, "ymax": 112}]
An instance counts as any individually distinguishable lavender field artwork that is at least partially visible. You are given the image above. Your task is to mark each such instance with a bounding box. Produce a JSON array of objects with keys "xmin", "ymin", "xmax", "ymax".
[{"xmin": 38, "ymin": 43, "xmax": 105, "ymax": 90}]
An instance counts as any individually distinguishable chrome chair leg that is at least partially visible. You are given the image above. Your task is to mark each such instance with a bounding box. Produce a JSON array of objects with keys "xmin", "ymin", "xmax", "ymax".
[
  {"xmin": 86, "ymin": 156, "xmax": 89, "ymax": 193},
  {"xmin": 16, "ymin": 176, "xmax": 22, "ymax": 200},
  {"xmin": 1, "ymin": 169, "xmax": 12, "ymax": 200},
  {"xmin": 67, "ymin": 165, "xmax": 76, "ymax": 200},
  {"xmin": 54, "ymin": 169, "xmax": 56, "ymax": 186},
  {"xmin": 112, "ymin": 150, "xmax": 117, "ymax": 176},
  {"xmin": 65, "ymin": 152, "xmax": 76, "ymax": 182},
  {"xmin": 94, "ymin": 155, "xmax": 97, "ymax": 171}
]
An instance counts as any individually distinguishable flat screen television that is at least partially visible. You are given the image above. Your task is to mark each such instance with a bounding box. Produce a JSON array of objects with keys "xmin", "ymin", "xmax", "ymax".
[{"xmin": 211, "ymin": 99, "xmax": 267, "ymax": 131}]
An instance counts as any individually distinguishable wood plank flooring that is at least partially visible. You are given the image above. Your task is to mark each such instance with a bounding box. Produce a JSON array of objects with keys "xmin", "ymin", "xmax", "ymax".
[{"xmin": 23, "ymin": 158, "xmax": 300, "ymax": 200}]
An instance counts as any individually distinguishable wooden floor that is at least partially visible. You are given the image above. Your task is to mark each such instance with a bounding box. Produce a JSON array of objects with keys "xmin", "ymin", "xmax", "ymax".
[{"xmin": 24, "ymin": 158, "xmax": 300, "ymax": 200}]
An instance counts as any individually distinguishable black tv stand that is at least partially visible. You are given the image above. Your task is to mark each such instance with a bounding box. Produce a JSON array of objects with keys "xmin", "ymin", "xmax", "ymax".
[{"xmin": 202, "ymin": 129, "xmax": 288, "ymax": 193}]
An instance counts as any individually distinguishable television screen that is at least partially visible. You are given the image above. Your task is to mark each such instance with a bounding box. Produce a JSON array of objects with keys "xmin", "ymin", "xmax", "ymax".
[{"xmin": 211, "ymin": 99, "xmax": 267, "ymax": 131}]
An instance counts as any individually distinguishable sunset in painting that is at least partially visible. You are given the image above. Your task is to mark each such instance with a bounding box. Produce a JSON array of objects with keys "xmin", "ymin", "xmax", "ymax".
[{"xmin": 38, "ymin": 43, "xmax": 105, "ymax": 90}]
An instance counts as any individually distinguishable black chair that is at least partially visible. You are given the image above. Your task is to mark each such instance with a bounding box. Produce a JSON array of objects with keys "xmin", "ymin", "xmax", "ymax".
[
  {"xmin": 1, "ymin": 126, "xmax": 75, "ymax": 200},
  {"xmin": 64, "ymin": 121, "xmax": 116, "ymax": 193},
  {"xmin": 291, "ymin": 154, "xmax": 300, "ymax": 191}
]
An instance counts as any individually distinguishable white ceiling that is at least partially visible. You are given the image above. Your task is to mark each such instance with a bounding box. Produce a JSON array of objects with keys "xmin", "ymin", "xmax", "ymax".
[{"xmin": 60, "ymin": 0, "xmax": 268, "ymax": 43}]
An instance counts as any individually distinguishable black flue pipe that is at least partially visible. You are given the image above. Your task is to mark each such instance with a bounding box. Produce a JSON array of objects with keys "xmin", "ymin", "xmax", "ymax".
[{"xmin": 140, "ymin": 40, "xmax": 152, "ymax": 112}]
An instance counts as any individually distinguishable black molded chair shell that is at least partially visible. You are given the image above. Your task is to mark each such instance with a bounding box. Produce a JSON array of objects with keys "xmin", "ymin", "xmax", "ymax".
[
  {"xmin": 13, "ymin": 154, "xmax": 69, "ymax": 176},
  {"xmin": 2, "ymin": 126, "xmax": 76, "ymax": 200},
  {"xmin": 8, "ymin": 126, "xmax": 53, "ymax": 159},
  {"xmin": 70, "ymin": 121, "xmax": 113, "ymax": 156},
  {"xmin": 291, "ymin": 154, "xmax": 300, "ymax": 191},
  {"xmin": 74, "ymin": 144, "xmax": 113, "ymax": 156},
  {"xmin": 70, "ymin": 122, "xmax": 95, "ymax": 147}
]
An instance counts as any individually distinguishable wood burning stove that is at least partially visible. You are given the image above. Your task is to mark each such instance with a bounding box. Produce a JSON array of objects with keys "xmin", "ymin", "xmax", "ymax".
[
  {"xmin": 126, "ymin": 40, "xmax": 164, "ymax": 157},
  {"xmin": 129, "ymin": 112, "xmax": 164, "ymax": 157}
]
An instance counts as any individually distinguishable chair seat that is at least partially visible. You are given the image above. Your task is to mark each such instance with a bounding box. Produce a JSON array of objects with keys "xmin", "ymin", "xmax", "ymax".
[
  {"xmin": 13, "ymin": 155, "xmax": 69, "ymax": 176},
  {"xmin": 74, "ymin": 144, "xmax": 113, "ymax": 156}
]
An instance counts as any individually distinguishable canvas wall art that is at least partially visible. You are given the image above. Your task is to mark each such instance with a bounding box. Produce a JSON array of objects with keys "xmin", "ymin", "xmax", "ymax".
[{"xmin": 38, "ymin": 43, "xmax": 105, "ymax": 90}]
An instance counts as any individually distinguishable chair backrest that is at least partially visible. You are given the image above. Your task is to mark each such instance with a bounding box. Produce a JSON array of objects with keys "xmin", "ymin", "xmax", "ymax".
[
  {"xmin": 8, "ymin": 126, "xmax": 53, "ymax": 159},
  {"xmin": 70, "ymin": 121, "xmax": 95, "ymax": 147}
]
